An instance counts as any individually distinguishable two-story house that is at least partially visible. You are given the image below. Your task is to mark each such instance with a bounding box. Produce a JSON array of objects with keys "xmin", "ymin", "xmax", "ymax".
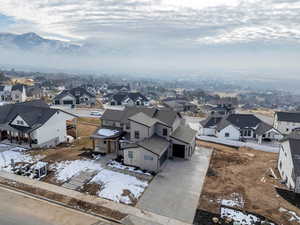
[
  {"xmin": 91, "ymin": 106, "xmax": 197, "ymax": 172},
  {"xmin": 274, "ymin": 111, "xmax": 300, "ymax": 135},
  {"xmin": 0, "ymin": 100, "xmax": 77, "ymax": 148}
]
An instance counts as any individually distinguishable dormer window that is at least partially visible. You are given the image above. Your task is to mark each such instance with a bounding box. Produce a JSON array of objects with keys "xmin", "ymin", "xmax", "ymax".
[
  {"xmin": 75, "ymin": 91, "xmax": 81, "ymax": 96},
  {"xmin": 17, "ymin": 120, "xmax": 24, "ymax": 125}
]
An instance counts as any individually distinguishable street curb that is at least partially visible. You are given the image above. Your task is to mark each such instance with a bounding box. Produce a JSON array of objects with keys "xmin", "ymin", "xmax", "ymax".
[{"xmin": 0, "ymin": 182, "xmax": 122, "ymax": 224}]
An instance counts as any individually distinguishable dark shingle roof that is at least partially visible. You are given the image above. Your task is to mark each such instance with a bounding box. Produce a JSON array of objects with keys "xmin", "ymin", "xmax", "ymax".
[
  {"xmin": 16, "ymin": 100, "xmax": 49, "ymax": 108},
  {"xmin": 0, "ymin": 102, "xmax": 58, "ymax": 132},
  {"xmin": 170, "ymin": 125, "xmax": 197, "ymax": 144},
  {"xmin": 54, "ymin": 87, "xmax": 95, "ymax": 100},
  {"xmin": 276, "ymin": 111, "xmax": 300, "ymax": 123},
  {"xmin": 200, "ymin": 116, "xmax": 222, "ymax": 128},
  {"xmin": 217, "ymin": 114, "xmax": 261, "ymax": 131},
  {"xmin": 111, "ymin": 92, "xmax": 148, "ymax": 104}
]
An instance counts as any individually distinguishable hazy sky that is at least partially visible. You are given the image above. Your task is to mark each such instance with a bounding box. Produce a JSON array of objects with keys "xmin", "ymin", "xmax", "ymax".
[{"xmin": 0, "ymin": 0, "xmax": 300, "ymax": 75}]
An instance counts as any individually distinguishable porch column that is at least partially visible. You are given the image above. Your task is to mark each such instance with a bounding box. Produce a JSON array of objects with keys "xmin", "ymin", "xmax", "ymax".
[
  {"xmin": 28, "ymin": 133, "xmax": 32, "ymax": 148},
  {"xmin": 9, "ymin": 131, "xmax": 12, "ymax": 143}
]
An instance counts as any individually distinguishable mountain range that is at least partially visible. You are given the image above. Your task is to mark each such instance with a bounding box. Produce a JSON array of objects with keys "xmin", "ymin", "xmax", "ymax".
[{"xmin": 0, "ymin": 32, "xmax": 80, "ymax": 54}]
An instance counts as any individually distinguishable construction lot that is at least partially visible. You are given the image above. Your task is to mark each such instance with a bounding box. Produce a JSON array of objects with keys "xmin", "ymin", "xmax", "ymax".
[{"xmin": 197, "ymin": 140, "xmax": 300, "ymax": 225}]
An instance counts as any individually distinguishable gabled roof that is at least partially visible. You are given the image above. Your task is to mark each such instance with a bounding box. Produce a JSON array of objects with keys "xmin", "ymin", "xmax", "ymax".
[
  {"xmin": 0, "ymin": 100, "xmax": 74, "ymax": 133},
  {"xmin": 217, "ymin": 114, "xmax": 261, "ymax": 131},
  {"xmin": 101, "ymin": 109, "xmax": 124, "ymax": 122},
  {"xmin": 170, "ymin": 125, "xmax": 197, "ymax": 144},
  {"xmin": 255, "ymin": 122, "xmax": 275, "ymax": 135},
  {"xmin": 200, "ymin": 116, "xmax": 222, "ymax": 128},
  {"xmin": 101, "ymin": 106, "xmax": 181, "ymax": 127},
  {"xmin": 129, "ymin": 112, "xmax": 167, "ymax": 127},
  {"xmin": 111, "ymin": 92, "xmax": 148, "ymax": 103},
  {"xmin": 154, "ymin": 108, "xmax": 181, "ymax": 127},
  {"xmin": 54, "ymin": 87, "xmax": 95, "ymax": 100},
  {"xmin": 276, "ymin": 111, "xmax": 300, "ymax": 123},
  {"xmin": 137, "ymin": 135, "xmax": 170, "ymax": 156}
]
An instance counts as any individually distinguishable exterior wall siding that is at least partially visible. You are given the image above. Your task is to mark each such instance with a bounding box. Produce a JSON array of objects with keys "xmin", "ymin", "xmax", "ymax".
[
  {"xmin": 217, "ymin": 125, "xmax": 240, "ymax": 140},
  {"xmin": 124, "ymin": 147, "xmax": 159, "ymax": 171},
  {"xmin": 278, "ymin": 141, "xmax": 296, "ymax": 190}
]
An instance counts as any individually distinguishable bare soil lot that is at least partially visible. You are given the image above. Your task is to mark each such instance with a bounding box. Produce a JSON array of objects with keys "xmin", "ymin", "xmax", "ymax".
[{"xmin": 198, "ymin": 141, "xmax": 300, "ymax": 225}]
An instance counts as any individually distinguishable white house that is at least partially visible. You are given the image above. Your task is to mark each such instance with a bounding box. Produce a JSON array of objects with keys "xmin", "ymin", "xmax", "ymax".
[
  {"xmin": 201, "ymin": 114, "xmax": 283, "ymax": 143},
  {"xmin": 274, "ymin": 111, "xmax": 300, "ymax": 135},
  {"xmin": 199, "ymin": 116, "xmax": 222, "ymax": 136},
  {"xmin": 0, "ymin": 84, "xmax": 27, "ymax": 102},
  {"xmin": 278, "ymin": 133, "xmax": 300, "ymax": 192},
  {"xmin": 0, "ymin": 100, "xmax": 77, "ymax": 148}
]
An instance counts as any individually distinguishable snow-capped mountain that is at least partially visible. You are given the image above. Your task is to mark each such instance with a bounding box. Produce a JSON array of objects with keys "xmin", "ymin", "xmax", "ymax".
[{"xmin": 0, "ymin": 32, "xmax": 80, "ymax": 54}]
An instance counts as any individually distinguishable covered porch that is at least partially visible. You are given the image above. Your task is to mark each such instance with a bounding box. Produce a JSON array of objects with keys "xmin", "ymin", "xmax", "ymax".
[
  {"xmin": 90, "ymin": 128, "xmax": 121, "ymax": 154},
  {"xmin": 0, "ymin": 125, "xmax": 37, "ymax": 148}
]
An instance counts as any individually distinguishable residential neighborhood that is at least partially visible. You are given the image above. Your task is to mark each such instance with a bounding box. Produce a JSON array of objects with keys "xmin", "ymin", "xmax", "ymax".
[{"xmin": 1, "ymin": 68, "xmax": 300, "ymax": 224}]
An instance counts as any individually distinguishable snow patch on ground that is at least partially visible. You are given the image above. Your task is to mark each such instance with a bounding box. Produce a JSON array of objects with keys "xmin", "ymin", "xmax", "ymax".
[
  {"xmin": 0, "ymin": 150, "xmax": 41, "ymax": 172},
  {"xmin": 221, "ymin": 207, "xmax": 275, "ymax": 225},
  {"xmin": 97, "ymin": 129, "xmax": 119, "ymax": 137},
  {"xmin": 197, "ymin": 136, "xmax": 279, "ymax": 153},
  {"xmin": 220, "ymin": 193, "xmax": 244, "ymax": 208},
  {"xmin": 107, "ymin": 160, "xmax": 152, "ymax": 176},
  {"xmin": 279, "ymin": 207, "xmax": 300, "ymax": 223},
  {"xmin": 90, "ymin": 169, "xmax": 148, "ymax": 204},
  {"xmin": 50, "ymin": 160, "xmax": 103, "ymax": 182}
]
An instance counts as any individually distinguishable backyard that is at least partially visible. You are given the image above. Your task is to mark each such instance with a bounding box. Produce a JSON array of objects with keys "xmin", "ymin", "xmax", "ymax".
[{"xmin": 197, "ymin": 140, "xmax": 300, "ymax": 225}]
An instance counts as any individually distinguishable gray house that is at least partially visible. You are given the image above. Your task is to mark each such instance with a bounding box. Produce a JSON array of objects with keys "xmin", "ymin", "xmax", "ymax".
[
  {"xmin": 53, "ymin": 87, "xmax": 96, "ymax": 106},
  {"xmin": 91, "ymin": 106, "xmax": 197, "ymax": 172}
]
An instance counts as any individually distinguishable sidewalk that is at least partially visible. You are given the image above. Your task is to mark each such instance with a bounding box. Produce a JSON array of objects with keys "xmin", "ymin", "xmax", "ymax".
[{"xmin": 0, "ymin": 171, "xmax": 191, "ymax": 225}]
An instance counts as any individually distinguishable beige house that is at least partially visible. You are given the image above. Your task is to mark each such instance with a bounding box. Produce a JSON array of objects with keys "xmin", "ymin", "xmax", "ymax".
[{"xmin": 93, "ymin": 106, "xmax": 197, "ymax": 172}]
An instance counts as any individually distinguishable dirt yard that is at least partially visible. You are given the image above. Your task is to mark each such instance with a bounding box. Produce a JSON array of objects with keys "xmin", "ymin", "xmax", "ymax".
[{"xmin": 198, "ymin": 141, "xmax": 300, "ymax": 225}]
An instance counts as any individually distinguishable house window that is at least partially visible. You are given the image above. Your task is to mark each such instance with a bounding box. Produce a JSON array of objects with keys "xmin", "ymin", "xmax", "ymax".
[
  {"xmin": 75, "ymin": 91, "xmax": 81, "ymax": 96},
  {"xmin": 103, "ymin": 141, "xmax": 107, "ymax": 144},
  {"xmin": 286, "ymin": 128, "xmax": 289, "ymax": 132},
  {"xmin": 17, "ymin": 120, "xmax": 24, "ymax": 125},
  {"xmin": 144, "ymin": 155, "xmax": 153, "ymax": 160},
  {"xmin": 126, "ymin": 123, "xmax": 130, "ymax": 130},
  {"xmin": 247, "ymin": 130, "xmax": 251, "ymax": 136},
  {"xmin": 134, "ymin": 131, "xmax": 140, "ymax": 139},
  {"xmin": 279, "ymin": 161, "xmax": 282, "ymax": 169},
  {"xmin": 128, "ymin": 151, "xmax": 133, "ymax": 159},
  {"xmin": 163, "ymin": 128, "xmax": 168, "ymax": 136},
  {"xmin": 225, "ymin": 132, "xmax": 230, "ymax": 137}
]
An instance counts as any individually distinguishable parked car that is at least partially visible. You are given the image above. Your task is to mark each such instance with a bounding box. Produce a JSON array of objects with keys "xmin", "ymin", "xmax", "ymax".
[{"xmin": 90, "ymin": 111, "xmax": 102, "ymax": 116}]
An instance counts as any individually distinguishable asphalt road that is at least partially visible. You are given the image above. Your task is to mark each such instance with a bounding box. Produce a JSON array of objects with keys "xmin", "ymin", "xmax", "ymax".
[{"xmin": 0, "ymin": 186, "xmax": 110, "ymax": 225}]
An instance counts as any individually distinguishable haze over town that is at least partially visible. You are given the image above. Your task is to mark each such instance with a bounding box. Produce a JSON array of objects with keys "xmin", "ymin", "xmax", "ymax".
[{"xmin": 1, "ymin": 1, "xmax": 300, "ymax": 225}]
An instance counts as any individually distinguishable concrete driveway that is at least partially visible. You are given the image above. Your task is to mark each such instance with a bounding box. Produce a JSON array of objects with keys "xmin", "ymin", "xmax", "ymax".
[{"xmin": 136, "ymin": 147, "xmax": 212, "ymax": 224}]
